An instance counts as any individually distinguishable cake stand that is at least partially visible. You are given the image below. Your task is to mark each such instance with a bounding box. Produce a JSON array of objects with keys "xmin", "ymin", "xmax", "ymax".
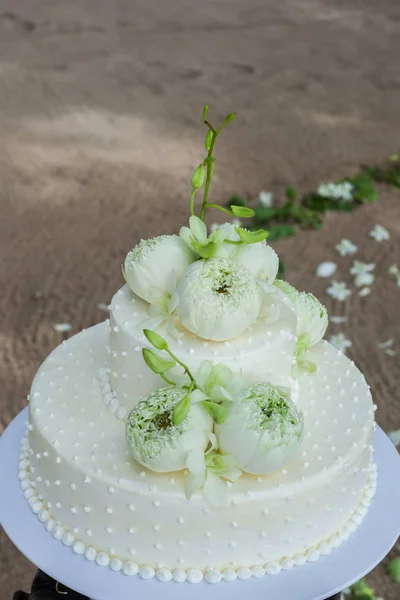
[{"xmin": 1, "ymin": 408, "xmax": 399, "ymax": 600}]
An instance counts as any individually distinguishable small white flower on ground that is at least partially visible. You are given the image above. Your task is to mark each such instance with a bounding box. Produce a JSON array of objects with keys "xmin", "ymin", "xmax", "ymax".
[
  {"xmin": 257, "ymin": 191, "xmax": 273, "ymax": 207},
  {"xmin": 123, "ymin": 235, "xmax": 195, "ymax": 312},
  {"xmin": 173, "ymin": 258, "xmax": 262, "ymax": 341},
  {"xmin": 378, "ymin": 338, "xmax": 394, "ymax": 349},
  {"xmin": 329, "ymin": 333, "xmax": 352, "ymax": 353},
  {"xmin": 316, "ymin": 261, "xmax": 337, "ymax": 278},
  {"xmin": 54, "ymin": 323, "xmax": 72, "ymax": 333},
  {"xmin": 318, "ymin": 181, "xmax": 353, "ymax": 202},
  {"xmin": 350, "ymin": 261, "xmax": 375, "ymax": 287},
  {"xmin": 335, "ymin": 239, "xmax": 358, "ymax": 256},
  {"xmin": 359, "ymin": 287, "xmax": 371, "ymax": 297},
  {"xmin": 126, "ymin": 387, "xmax": 213, "ymax": 473},
  {"xmin": 369, "ymin": 224, "xmax": 390, "ymax": 242},
  {"xmin": 329, "ymin": 316, "xmax": 347, "ymax": 324},
  {"xmin": 327, "ymin": 281, "xmax": 352, "ymax": 302},
  {"xmin": 215, "ymin": 383, "xmax": 304, "ymax": 474},
  {"xmin": 97, "ymin": 303, "xmax": 109, "ymax": 312},
  {"xmin": 388, "ymin": 264, "xmax": 400, "ymax": 287}
]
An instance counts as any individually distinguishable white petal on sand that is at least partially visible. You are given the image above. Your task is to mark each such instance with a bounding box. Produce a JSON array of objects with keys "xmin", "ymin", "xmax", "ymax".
[
  {"xmin": 378, "ymin": 338, "xmax": 394, "ymax": 349},
  {"xmin": 329, "ymin": 316, "xmax": 347, "ymax": 324},
  {"xmin": 54, "ymin": 323, "xmax": 72, "ymax": 333},
  {"xmin": 97, "ymin": 303, "xmax": 110, "ymax": 311},
  {"xmin": 316, "ymin": 261, "xmax": 337, "ymax": 278}
]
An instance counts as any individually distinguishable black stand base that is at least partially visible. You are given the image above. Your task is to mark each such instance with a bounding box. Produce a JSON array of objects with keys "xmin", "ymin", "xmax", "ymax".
[{"xmin": 12, "ymin": 569, "xmax": 342, "ymax": 599}]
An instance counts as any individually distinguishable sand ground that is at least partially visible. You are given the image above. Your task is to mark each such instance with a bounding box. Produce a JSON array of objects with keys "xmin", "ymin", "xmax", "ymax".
[{"xmin": 0, "ymin": 1, "xmax": 399, "ymax": 598}]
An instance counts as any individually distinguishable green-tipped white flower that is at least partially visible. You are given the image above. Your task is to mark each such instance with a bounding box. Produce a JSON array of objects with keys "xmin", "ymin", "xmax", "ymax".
[
  {"xmin": 295, "ymin": 292, "xmax": 328, "ymax": 350},
  {"xmin": 234, "ymin": 240, "xmax": 279, "ymax": 283},
  {"xmin": 123, "ymin": 235, "xmax": 195, "ymax": 312},
  {"xmin": 126, "ymin": 387, "xmax": 212, "ymax": 473},
  {"xmin": 215, "ymin": 383, "xmax": 304, "ymax": 474},
  {"xmin": 274, "ymin": 282, "xmax": 328, "ymax": 350},
  {"xmin": 173, "ymin": 258, "xmax": 262, "ymax": 341}
]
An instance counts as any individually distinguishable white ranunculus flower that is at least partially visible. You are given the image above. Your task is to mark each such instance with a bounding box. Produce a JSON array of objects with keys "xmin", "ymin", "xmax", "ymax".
[
  {"xmin": 173, "ymin": 258, "xmax": 262, "ymax": 341},
  {"xmin": 123, "ymin": 235, "xmax": 195, "ymax": 312},
  {"xmin": 215, "ymin": 383, "xmax": 304, "ymax": 474},
  {"xmin": 126, "ymin": 387, "xmax": 212, "ymax": 473},
  {"xmin": 295, "ymin": 292, "xmax": 328, "ymax": 349},
  {"xmin": 234, "ymin": 241, "xmax": 279, "ymax": 283}
]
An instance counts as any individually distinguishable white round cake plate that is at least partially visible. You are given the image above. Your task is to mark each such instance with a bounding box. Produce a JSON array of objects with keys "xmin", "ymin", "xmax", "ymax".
[{"xmin": 1, "ymin": 409, "xmax": 400, "ymax": 600}]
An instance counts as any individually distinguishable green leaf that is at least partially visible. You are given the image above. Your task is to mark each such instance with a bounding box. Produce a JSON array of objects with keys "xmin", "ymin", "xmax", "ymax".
[
  {"xmin": 202, "ymin": 104, "xmax": 209, "ymax": 123},
  {"xmin": 228, "ymin": 195, "xmax": 248, "ymax": 207},
  {"xmin": 231, "ymin": 205, "xmax": 255, "ymax": 218},
  {"xmin": 235, "ymin": 227, "xmax": 269, "ymax": 244},
  {"xmin": 196, "ymin": 241, "xmax": 216, "ymax": 259},
  {"xmin": 387, "ymin": 557, "xmax": 400, "ymax": 582},
  {"xmin": 172, "ymin": 393, "xmax": 191, "ymax": 425},
  {"xmin": 285, "ymin": 186, "xmax": 297, "ymax": 202},
  {"xmin": 191, "ymin": 164, "xmax": 205, "ymax": 190},
  {"xmin": 350, "ymin": 578, "xmax": 376, "ymax": 599},
  {"xmin": 205, "ymin": 130, "xmax": 213, "ymax": 150},
  {"xmin": 189, "ymin": 215, "xmax": 208, "ymax": 243},
  {"xmin": 143, "ymin": 329, "xmax": 169, "ymax": 351},
  {"xmin": 142, "ymin": 348, "xmax": 175, "ymax": 374},
  {"xmin": 253, "ymin": 206, "xmax": 278, "ymax": 224},
  {"xmin": 267, "ymin": 224, "xmax": 296, "ymax": 241},
  {"xmin": 224, "ymin": 112, "xmax": 236, "ymax": 123},
  {"xmin": 201, "ymin": 401, "xmax": 228, "ymax": 424}
]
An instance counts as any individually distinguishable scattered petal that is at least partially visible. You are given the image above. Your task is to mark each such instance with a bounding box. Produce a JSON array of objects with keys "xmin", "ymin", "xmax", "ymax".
[
  {"xmin": 388, "ymin": 264, "xmax": 399, "ymax": 276},
  {"xmin": 316, "ymin": 261, "xmax": 337, "ymax": 278},
  {"xmin": 336, "ymin": 239, "xmax": 358, "ymax": 257},
  {"xmin": 97, "ymin": 303, "xmax": 110, "ymax": 312},
  {"xmin": 384, "ymin": 349, "xmax": 397, "ymax": 357},
  {"xmin": 327, "ymin": 281, "xmax": 352, "ymax": 302},
  {"xmin": 378, "ymin": 338, "xmax": 394, "ymax": 349},
  {"xmin": 318, "ymin": 181, "xmax": 353, "ymax": 202},
  {"xmin": 330, "ymin": 316, "xmax": 347, "ymax": 324},
  {"xmin": 388, "ymin": 429, "xmax": 400, "ymax": 447},
  {"xmin": 257, "ymin": 191, "xmax": 273, "ymax": 207},
  {"xmin": 329, "ymin": 333, "xmax": 352, "ymax": 353},
  {"xmin": 350, "ymin": 260, "xmax": 376, "ymax": 276},
  {"xmin": 369, "ymin": 224, "xmax": 390, "ymax": 242},
  {"xmin": 358, "ymin": 287, "xmax": 371, "ymax": 297},
  {"xmin": 54, "ymin": 323, "xmax": 72, "ymax": 333},
  {"xmin": 355, "ymin": 273, "xmax": 375, "ymax": 287}
]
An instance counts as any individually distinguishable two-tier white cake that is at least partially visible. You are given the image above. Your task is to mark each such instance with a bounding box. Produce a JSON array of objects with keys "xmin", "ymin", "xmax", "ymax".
[{"xmin": 19, "ymin": 108, "xmax": 376, "ymax": 584}]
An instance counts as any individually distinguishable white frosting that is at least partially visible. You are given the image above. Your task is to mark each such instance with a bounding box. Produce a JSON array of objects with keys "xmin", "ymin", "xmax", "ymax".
[
  {"xmin": 109, "ymin": 285, "xmax": 297, "ymax": 411},
  {"xmin": 23, "ymin": 322, "xmax": 376, "ymax": 582}
]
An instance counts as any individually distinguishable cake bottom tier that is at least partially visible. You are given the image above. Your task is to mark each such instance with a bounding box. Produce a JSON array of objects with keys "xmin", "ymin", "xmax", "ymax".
[{"xmin": 23, "ymin": 323, "xmax": 376, "ymax": 583}]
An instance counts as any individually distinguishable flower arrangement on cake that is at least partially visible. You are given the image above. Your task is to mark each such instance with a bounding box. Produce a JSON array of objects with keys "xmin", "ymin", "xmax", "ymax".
[{"xmin": 21, "ymin": 106, "xmax": 376, "ymax": 584}]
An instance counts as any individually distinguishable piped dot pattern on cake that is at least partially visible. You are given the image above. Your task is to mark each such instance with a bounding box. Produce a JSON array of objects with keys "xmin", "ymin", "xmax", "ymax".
[{"xmin": 24, "ymin": 322, "xmax": 375, "ymax": 582}]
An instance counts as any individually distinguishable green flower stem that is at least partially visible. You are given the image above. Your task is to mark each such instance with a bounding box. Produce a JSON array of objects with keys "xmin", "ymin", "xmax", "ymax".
[
  {"xmin": 190, "ymin": 189, "xmax": 197, "ymax": 216},
  {"xmin": 204, "ymin": 203, "xmax": 232, "ymax": 215},
  {"xmin": 165, "ymin": 348, "xmax": 198, "ymax": 387},
  {"xmin": 199, "ymin": 129, "xmax": 217, "ymax": 220},
  {"xmin": 160, "ymin": 372, "xmax": 177, "ymax": 386}
]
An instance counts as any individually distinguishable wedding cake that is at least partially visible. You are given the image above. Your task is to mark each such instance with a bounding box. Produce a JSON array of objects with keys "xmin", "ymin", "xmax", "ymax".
[{"xmin": 19, "ymin": 107, "xmax": 376, "ymax": 584}]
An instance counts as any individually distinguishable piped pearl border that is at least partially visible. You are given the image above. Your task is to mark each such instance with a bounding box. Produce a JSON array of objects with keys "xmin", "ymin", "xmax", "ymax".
[
  {"xmin": 98, "ymin": 366, "xmax": 128, "ymax": 421},
  {"xmin": 19, "ymin": 434, "xmax": 378, "ymax": 584}
]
